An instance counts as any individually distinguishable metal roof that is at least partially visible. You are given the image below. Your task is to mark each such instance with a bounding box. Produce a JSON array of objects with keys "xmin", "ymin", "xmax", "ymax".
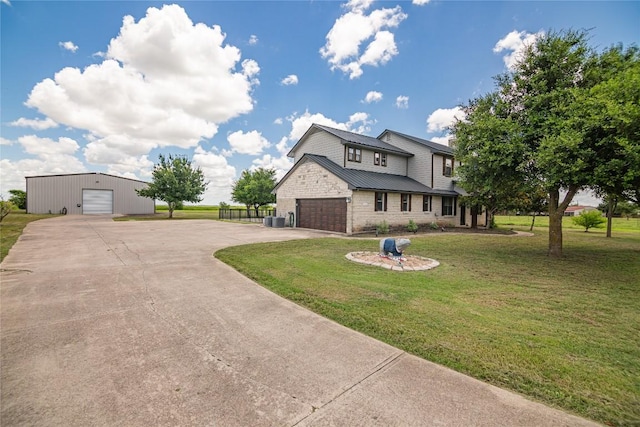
[
  {"xmin": 25, "ymin": 172, "xmax": 149, "ymax": 184},
  {"xmin": 314, "ymin": 124, "xmax": 414, "ymax": 156},
  {"xmin": 380, "ymin": 129, "xmax": 455, "ymax": 155},
  {"xmin": 275, "ymin": 154, "xmax": 459, "ymax": 196},
  {"xmin": 288, "ymin": 124, "xmax": 414, "ymax": 158}
]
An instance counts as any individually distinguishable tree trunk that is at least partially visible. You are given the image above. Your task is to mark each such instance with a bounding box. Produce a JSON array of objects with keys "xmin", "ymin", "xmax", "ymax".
[
  {"xmin": 529, "ymin": 213, "xmax": 536, "ymax": 231},
  {"xmin": 471, "ymin": 206, "xmax": 478, "ymax": 229},
  {"xmin": 547, "ymin": 186, "xmax": 579, "ymax": 257},
  {"xmin": 606, "ymin": 198, "xmax": 616, "ymax": 238},
  {"xmin": 168, "ymin": 207, "xmax": 174, "ymax": 219}
]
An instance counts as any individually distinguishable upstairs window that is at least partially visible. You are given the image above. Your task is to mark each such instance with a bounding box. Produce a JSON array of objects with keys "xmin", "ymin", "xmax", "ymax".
[
  {"xmin": 375, "ymin": 192, "xmax": 387, "ymax": 212},
  {"xmin": 401, "ymin": 193, "xmax": 411, "ymax": 212},
  {"xmin": 443, "ymin": 156, "xmax": 454, "ymax": 177},
  {"xmin": 374, "ymin": 152, "xmax": 387, "ymax": 167},
  {"xmin": 423, "ymin": 195, "xmax": 432, "ymax": 212},
  {"xmin": 348, "ymin": 147, "xmax": 362, "ymax": 163}
]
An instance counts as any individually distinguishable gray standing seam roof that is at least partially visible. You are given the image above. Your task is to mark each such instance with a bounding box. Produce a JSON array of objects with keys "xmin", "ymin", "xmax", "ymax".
[
  {"xmin": 312, "ymin": 124, "xmax": 413, "ymax": 156},
  {"xmin": 381, "ymin": 129, "xmax": 455, "ymax": 155},
  {"xmin": 302, "ymin": 154, "xmax": 459, "ymax": 196}
]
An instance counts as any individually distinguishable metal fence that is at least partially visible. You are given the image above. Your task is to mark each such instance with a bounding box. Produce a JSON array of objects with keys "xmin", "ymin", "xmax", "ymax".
[{"xmin": 218, "ymin": 208, "xmax": 277, "ymax": 223}]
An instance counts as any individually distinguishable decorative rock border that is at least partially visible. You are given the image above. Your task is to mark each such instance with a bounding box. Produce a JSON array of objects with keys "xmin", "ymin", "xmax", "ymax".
[{"xmin": 345, "ymin": 251, "xmax": 440, "ymax": 272}]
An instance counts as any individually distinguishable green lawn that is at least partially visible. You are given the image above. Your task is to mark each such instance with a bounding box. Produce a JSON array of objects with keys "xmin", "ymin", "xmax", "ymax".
[
  {"xmin": 216, "ymin": 227, "xmax": 640, "ymax": 426},
  {"xmin": 496, "ymin": 214, "xmax": 640, "ymax": 233}
]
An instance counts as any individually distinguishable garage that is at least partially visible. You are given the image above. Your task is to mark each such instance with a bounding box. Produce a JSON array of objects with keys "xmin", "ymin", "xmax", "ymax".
[
  {"xmin": 82, "ymin": 189, "xmax": 114, "ymax": 214},
  {"xmin": 297, "ymin": 198, "xmax": 347, "ymax": 233}
]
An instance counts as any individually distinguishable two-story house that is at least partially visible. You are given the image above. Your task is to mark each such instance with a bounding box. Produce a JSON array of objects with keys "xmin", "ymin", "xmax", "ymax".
[{"xmin": 273, "ymin": 123, "xmax": 487, "ymax": 234}]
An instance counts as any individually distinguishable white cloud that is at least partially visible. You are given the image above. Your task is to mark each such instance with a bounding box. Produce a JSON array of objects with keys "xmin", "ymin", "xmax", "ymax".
[
  {"xmin": 249, "ymin": 34, "xmax": 258, "ymax": 45},
  {"xmin": 0, "ymin": 137, "xmax": 13, "ymax": 146},
  {"xmin": 59, "ymin": 41, "xmax": 79, "ymax": 52},
  {"xmin": 320, "ymin": 1, "xmax": 407, "ymax": 79},
  {"xmin": 273, "ymin": 117, "xmax": 284, "ymax": 125},
  {"xmin": 395, "ymin": 95, "xmax": 409, "ymax": 109},
  {"xmin": 10, "ymin": 117, "xmax": 58, "ymax": 130},
  {"xmin": 192, "ymin": 145, "xmax": 237, "ymax": 204},
  {"xmin": 25, "ymin": 4, "xmax": 258, "ymax": 175},
  {"xmin": 281, "ymin": 74, "xmax": 299, "ymax": 86},
  {"xmin": 493, "ymin": 30, "xmax": 543, "ymax": 69},
  {"xmin": 363, "ymin": 91, "xmax": 383, "ymax": 103},
  {"xmin": 426, "ymin": 107, "xmax": 465, "ymax": 132},
  {"xmin": 275, "ymin": 137, "xmax": 289, "ymax": 155},
  {"xmin": 412, "ymin": 0, "xmax": 430, "ymax": 5},
  {"xmin": 1, "ymin": 0, "xmax": 12, "ymax": 6},
  {"xmin": 429, "ymin": 135, "xmax": 452, "ymax": 146},
  {"xmin": 0, "ymin": 136, "xmax": 87, "ymax": 195},
  {"xmin": 251, "ymin": 154, "xmax": 294, "ymax": 181},
  {"xmin": 227, "ymin": 130, "xmax": 271, "ymax": 155}
]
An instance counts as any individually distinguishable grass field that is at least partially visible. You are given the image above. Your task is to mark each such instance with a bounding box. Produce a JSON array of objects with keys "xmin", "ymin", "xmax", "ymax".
[
  {"xmin": 216, "ymin": 226, "xmax": 640, "ymax": 426},
  {"xmin": 496, "ymin": 214, "xmax": 640, "ymax": 233}
]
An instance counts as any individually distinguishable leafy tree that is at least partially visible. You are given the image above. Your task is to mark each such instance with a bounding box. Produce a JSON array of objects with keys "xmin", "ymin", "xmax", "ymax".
[
  {"xmin": 571, "ymin": 210, "xmax": 606, "ymax": 232},
  {"xmin": 218, "ymin": 201, "xmax": 230, "ymax": 210},
  {"xmin": 136, "ymin": 154, "xmax": 207, "ymax": 219},
  {"xmin": 579, "ymin": 45, "xmax": 640, "ymax": 236},
  {"xmin": 452, "ymin": 92, "xmax": 529, "ymax": 227},
  {"xmin": 231, "ymin": 168, "xmax": 277, "ymax": 216},
  {"xmin": 8, "ymin": 190, "xmax": 26, "ymax": 210},
  {"xmin": 453, "ymin": 29, "xmax": 636, "ymax": 257},
  {"xmin": 0, "ymin": 199, "xmax": 13, "ymax": 222},
  {"xmin": 598, "ymin": 200, "xmax": 639, "ymax": 219}
]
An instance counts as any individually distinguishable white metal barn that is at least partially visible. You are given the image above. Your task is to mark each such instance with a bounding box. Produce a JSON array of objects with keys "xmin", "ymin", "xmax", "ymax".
[{"xmin": 25, "ymin": 173, "xmax": 155, "ymax": 215}]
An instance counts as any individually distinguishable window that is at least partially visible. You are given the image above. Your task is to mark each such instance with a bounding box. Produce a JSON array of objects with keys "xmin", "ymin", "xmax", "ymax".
[
  {"xmin": 443, "ymin": 156, "xmax": 454, "ymax": 177},
  {"xmin": 374, "ymin": 152, "xmax": 387, "ymax": 167},
  {"xmin": 348, "ymin": 147, "xmax": 361, "ymax": 163},
  {"xmin": 401, "ymin": 193, "xmax": 411, "ymax": 212},
  {"xmin": 423, "ymin": 195, "xmax": 432, "ymax": 212},
  {"xmin": 442, "ymin": 196, "xmax": 456, "ymax": 216},
  {"xmin": 375, "ymin": 192, "xmax": 387, "ymax": 212}
]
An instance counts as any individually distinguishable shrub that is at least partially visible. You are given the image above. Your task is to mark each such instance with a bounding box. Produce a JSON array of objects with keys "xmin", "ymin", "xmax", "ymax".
[
  {"xmin": 0, "ymin": 199, "xmax": 13, "ymax": 222},
  {"xmin": 572, "ymin": 210, "xmax": 606, "ymax": 232},
  {"xmin": 376, "ymin": 220, "xmax": 390, "ymax": 235},
  {"xmin": 407, "ymin": 219, "xmax": 418, "ymax": 233}
]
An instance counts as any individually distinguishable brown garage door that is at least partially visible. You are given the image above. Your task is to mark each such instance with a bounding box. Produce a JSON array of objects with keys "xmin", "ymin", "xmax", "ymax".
[{"xmin": 297, "ymin": 198, "xmax": 347, "ymax": 233}]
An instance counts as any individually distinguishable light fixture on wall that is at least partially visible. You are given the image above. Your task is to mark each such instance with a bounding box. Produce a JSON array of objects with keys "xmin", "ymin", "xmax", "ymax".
[{"xmin": 346, "ymin": 197, "xmax": 351, "ymax": 203}]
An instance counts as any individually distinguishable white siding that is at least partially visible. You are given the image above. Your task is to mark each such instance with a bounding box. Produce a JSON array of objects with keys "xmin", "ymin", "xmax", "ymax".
[
  {"xmin": 292, "ymin": 131, "xmax": 344, "ymax": 165},
  {"xmin": 345, "ymin": 148, "xmax": 407, "ymax": 175},
  {"xmin": 380, "ymin": 133, "xmax": 433, "ymax": 186},
  {"xmin": 26, "ymin": 173, "xmax": 155, "ymax": 215}
]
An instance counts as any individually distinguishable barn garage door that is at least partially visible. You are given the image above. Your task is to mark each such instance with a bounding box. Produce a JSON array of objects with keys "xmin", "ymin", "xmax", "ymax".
[
  {"xmin": 83, "ymin": 189, "xmax": 113, "ymax": 214},
  {"xmin": 297, "ymin": 198, "xmax": 347, "ymax": 233}
]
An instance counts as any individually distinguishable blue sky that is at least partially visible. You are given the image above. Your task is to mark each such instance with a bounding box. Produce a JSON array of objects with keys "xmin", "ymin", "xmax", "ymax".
[{"xmin": 1, "ymin": 0, "xmax": 638, "ymax": 204}]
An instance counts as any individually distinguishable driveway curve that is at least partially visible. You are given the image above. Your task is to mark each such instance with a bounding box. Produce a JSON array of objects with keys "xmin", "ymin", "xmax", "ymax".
[{"xmin": 1, "ymin": 215, "xmax": 598, "ymax": 426}]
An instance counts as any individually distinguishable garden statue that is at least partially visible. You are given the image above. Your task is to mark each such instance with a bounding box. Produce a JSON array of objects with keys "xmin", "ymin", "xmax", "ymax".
[{"xmin": 379, "ymin": 238, "xmax": 411, "ymax": 258}]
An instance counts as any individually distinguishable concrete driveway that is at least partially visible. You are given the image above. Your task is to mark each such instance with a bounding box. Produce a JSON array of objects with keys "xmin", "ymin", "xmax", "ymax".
[{"xmin": 1, "ymin": 215, "xmax": 599, "ymax": 426}]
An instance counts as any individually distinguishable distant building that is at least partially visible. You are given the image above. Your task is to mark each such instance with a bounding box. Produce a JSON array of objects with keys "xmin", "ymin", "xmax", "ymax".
[
  {"xmin": 564, "ymin": 205, "xmax": 599, "ymax": 217},
  {"xmin": 26, "ymin": 172, "xmax": 155, "ymax": 215}
]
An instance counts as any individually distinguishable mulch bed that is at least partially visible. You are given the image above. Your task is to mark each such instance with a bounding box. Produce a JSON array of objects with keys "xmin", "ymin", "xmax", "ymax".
[{"xmin": 345, "ymin": 251, "xmax": 440, "ymax": 272}]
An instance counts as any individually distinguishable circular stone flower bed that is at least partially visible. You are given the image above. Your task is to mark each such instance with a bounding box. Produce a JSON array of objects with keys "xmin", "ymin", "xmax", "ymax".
[{"xmin": 345, "ymin": 251, "xmax": 440, "ymax": 271}]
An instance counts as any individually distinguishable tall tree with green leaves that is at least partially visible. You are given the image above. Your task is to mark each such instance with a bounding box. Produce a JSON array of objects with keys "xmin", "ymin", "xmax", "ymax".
[
  {"xmin": 136, "ymin": 154, "xmax": 207, "ymax": 218},
  {"xmin": 453, "ymin": 29, "xmax": 636, "ymax": 257},
  {"xmin": 231, "ymin": 168, "xmax": 277, "ymax": 216},
  {"xmin": 579, "ymin": 44, "xmax": 640, "ymax": 237},
  {"xmin": 8, "ymin": 190, "xmax": 26, "ymax": 210}
]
